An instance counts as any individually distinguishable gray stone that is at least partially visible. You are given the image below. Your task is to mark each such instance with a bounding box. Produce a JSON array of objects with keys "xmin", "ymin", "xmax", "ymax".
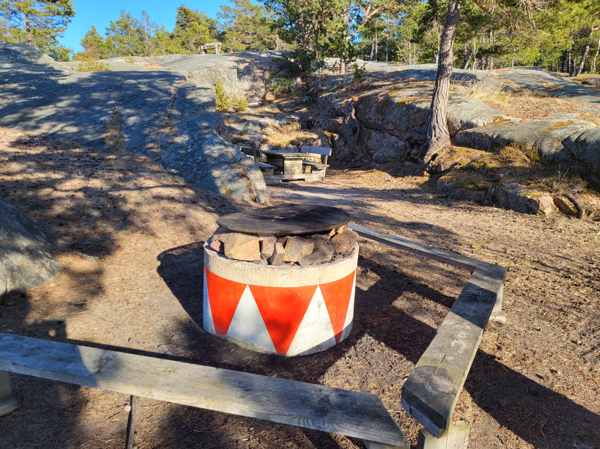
[
  {"xmin": 455, "ymin": 118, "xmax": 597, "ymax": 159},
  {"xmin": 259, "ymin": 235, "xmax": 276, "ymax": 259},
  {"xmin": 492, "ymin": 183, "xmax": 555, "ymax": 216},
  {"xmin": 553, "ymin": 196, "xmax": 575, "ymax": 216},
  {"xmin": 268, "ymin": 242, "xmax": 285, "ymax": 266},
  {"xmin": 0, "ymin": 43, "xmax": 59, "ymax": 67},
  {"xmin": 0, "ymin": 199, "xmax": 61, "ymax": 296},
  {"xmin": 358, "ymin": 129, "xmax": 405, "ymax": 163},
  {"xmin": 220, "ymin": 233, "xmax": 261, "ymax": 261},
  {"xmin": 0, "ymin": 45, "xmax": 269, "ymax": 203},
  {"xmin": 354, "ymin": 87, "xmax": 505, "ymax": 139},
  {"xmin": 283, "ymin": 237, "xmax": 315, "ymax": 262},
  {"xmin": 331, "ymin": 230, "xmax": 358, "ymax": 254},
  {"xmin": 298, "ymin": 242, "xmax": 335, "ymax": 266},
  {"xmin": 556, "ymin": 129, "xmax": 600, "ymax": 188}
]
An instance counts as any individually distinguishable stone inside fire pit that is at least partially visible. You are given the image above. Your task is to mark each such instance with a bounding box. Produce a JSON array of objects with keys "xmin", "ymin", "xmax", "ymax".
[
  {"xmin": 209, "ymin": 204, "xmax": 358, "ymax": 266},
  {"xmin": 203, "ymin": 204, "xmax": 359, "ymax": 356}
]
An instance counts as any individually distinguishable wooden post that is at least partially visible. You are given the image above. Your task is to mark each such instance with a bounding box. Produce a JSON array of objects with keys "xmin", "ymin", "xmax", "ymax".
[{"xmin": 0, "ymin": 370, "xmax": 18, "ymax": 416}]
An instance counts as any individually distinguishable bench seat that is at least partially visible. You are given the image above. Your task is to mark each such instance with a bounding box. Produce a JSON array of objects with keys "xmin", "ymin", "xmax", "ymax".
[
  {"xmin": 302, "ymin": 161, "xmax": 329, "ymax": 169},
  {"xmin": 0, "ymin": 333, "xmax": 408, "ymax": 448}
]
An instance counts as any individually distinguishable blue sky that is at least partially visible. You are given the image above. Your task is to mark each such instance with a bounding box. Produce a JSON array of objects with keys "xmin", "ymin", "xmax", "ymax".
[{"xmin": 59, "ymin": 1, "xmax": 223, "ymax": 53}]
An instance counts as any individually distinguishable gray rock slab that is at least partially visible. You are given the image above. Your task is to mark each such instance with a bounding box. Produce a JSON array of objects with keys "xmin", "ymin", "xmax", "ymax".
[
  {"xmin": 354, "ymin": 87, "xmax": 505, "ymax": 137},
  {"xmin": 0, "ymin": 199, "xmax": 61, "ymax": 296},
  {"xmin": 455, "ymin": 118, "xmax": 597, "ymax": 158},
  {"xmin": 0, "ymin": 53, "xmax": 268, "ymax": 202},
  {"xmin": 0, "ymin": 43, "xmax": 59, "ymax": 68},
  {"xmin": 556, "ymin": 129, "xmax": 600, "ymax": 187},
  {"xmin": 582, "ymin": 77, "xmax": 600, "ymax": 87}
]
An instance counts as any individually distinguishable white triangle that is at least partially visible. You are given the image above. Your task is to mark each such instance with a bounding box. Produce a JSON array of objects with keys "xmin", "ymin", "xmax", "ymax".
[
  {"xmin": 227, "ymin": 285, "xmax": 277, "ymax": 353},
  {"xmin": 203, "ymin": 267, "xmax": 215, "ymax": 334},
  {"xmin": 340, "ymin": 271, "xmax": 357, "ymax": 342},
  {"xmin": 287, "ymin": 286, "xmax": 336, "ymax": 356}
]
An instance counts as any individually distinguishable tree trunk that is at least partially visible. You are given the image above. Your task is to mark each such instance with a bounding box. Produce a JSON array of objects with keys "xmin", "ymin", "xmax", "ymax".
[
  {"xmin": 592, "ymin": 38, "xmax": 600, "ymax": 73},
  {"xmin": 423, "ymin": 0, "xmax": 462, "ymax": 163},
  {"xmin": 462, "ymin": 43, "xmax": 469, "ymax": 69},
  {"xmin": 489, "ymin": 30, "xmax": 494, "ymax": 70},
  {"xmin": 386, "ymin": 15, "xmax": 390, "ymax": 62},
  {"xmin": 374, "ymin": 29, "xmax": 378, "ymax": 62},
  {"xmin": 575, "ymin": 41, "xmax": 591, "ymax": 77},
  {"xmin": 25, "ymin": 13, "xmax": 32, "ymax": 46},
  {"xmin": 568, "ymin": 50, "xmax": 573, "ymax": 76},
  {"xmin": 408, "ymin": 41, "xmax": 412, "ymax": 64}
]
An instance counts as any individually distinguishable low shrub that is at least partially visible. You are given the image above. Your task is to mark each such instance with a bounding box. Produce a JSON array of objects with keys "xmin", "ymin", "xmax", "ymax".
[
  {"xmin": 232, "ymin": 96, "xmax": 249, "ymax": 112},
  {"xmin": 74, "ymin": 58, "xmax": 112, "ymax": 72},
  {"xmin": 215, "ymin": 80, "xmax": 231, "ymax": 111}
]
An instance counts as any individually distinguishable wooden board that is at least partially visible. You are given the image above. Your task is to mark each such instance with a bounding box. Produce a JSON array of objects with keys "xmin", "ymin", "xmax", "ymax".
[
  {"xmin": 300, "ymin": 146, "xmax": 332, "ymax": 156},
  {"xmin": 349, "ymin": 223, "xmax": 506, "ymax": 438},
  {"xmin": 302, "ymin": 161, "xmax": 329, "ymax": 169},
  {"xmin": 0, "ymin": 334, "xmax": 408, "ymax": 448},
  {"xmin": 263, "ymin": 173, "xmax": 324, "ymax": 184},
  {"xmin": 218, "ymin": 205, "xmax": 350, "ymax": 236}
]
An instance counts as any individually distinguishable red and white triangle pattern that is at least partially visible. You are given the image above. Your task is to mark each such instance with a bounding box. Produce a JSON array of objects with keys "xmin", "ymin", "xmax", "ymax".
[{"xmin": 204, "ymin": 267, "xmax": 357, "ymax": 356}]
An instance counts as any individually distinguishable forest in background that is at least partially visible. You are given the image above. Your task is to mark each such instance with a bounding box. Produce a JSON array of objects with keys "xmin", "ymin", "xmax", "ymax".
[{"xmin": 0, "ymin": 0, "xmax": 599, "ymax": 76}]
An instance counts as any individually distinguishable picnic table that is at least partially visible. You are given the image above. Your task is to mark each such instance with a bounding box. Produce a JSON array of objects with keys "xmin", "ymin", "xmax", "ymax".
[{"xmin": 239, "ymin": 146, "xmax": 331, "ymax": 184}]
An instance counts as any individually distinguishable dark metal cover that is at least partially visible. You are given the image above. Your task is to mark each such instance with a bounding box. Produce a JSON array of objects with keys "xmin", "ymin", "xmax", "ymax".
[{"xmin": 217, "ymin": 204, "xmax": 351, "ymax": 236}]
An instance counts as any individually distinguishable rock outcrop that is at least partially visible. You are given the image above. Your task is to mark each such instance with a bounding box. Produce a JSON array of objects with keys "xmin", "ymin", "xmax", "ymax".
[
  {"xmin": 455, "ymin": 118, "xmax": 597, "ymax": 159},
  {"xmin": 0, "ymin": 199, "xmax": 61, "ymax": 297},
  {"xmin": 0, "ymin": 44, "xmax": 269, "ymax": 203}
]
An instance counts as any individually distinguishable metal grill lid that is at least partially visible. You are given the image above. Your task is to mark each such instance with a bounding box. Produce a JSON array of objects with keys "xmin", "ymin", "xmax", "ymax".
[{"xmin": 217, "ymin": 204, "xmax": 351, "ymax": 236}]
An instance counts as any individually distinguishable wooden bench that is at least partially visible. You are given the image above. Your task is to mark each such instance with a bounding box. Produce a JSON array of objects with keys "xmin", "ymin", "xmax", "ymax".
[
  {"xmin": 199, "ymin": 42, "xmax": 221, "ymax": 54},
  {"xmin": 239, "ymin": 146, "xmax": 278, "ymax": 177},
  {"xmin": 349, "ymin": 223, "xmax": 506, "ymax": 440},
  {"xmin": 239, "ymin": 145, "xmax": 327, "ymax": 185},
  {"xmin": 0, "ymin": 333, "xmax": 409, "ymax": 449},
  {"xmin": 300, "ymin": 145, "xmax": 331, "ymax": 181}
]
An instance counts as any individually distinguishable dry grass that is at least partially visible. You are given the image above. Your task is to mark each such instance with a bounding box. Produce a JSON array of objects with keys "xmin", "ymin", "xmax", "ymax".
[
  {"xmin": 451, "ymin": 77, "xmax": 511, "ymax": 104},
  {"xmin": 454, "ymin": 78, "xmax": 600, "ymax": 122}
]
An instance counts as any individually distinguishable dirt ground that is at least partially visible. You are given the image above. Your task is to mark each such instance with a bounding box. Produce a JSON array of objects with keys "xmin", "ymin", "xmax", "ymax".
[{"xmin": 0, "ymin": 127, "xmax": 599, "ymax": 449}]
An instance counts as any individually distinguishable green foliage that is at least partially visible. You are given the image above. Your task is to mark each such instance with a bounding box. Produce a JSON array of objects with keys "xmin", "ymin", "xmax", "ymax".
[
  {"xmin": 352, "ymin": 62, "xmax": 367, "ymax": 84},
  {"xmin": 232, "ymin": 96, "xmax": 249, "ymax": 112},
  {"xmin": 172, "ymin": 6, "xmax": 217, "ymax": 54},
  {"xmin": 104, "ymin": 10, "xmax": 155, "ymax": 57},
  {"xmin": 270, "ymin": 74, "xmax": 295, "ymax": 94},
  {"xmin": 125, "ymin": 56, "xmax": 135, "ymax": 63},
  {"xmin": 215, "ymin": 80, "xmax": 231, "ymax": 111},
  {"xmin": 218, "ymin": 0, "xmax": 277, "ymax": 52},
  {"xmin": 0, "ymin": 0, "xmax": 74, "ymax": 59},
  {"xmin": 79, "ymin": 25, "xmax": 112, "ymax": 60}
]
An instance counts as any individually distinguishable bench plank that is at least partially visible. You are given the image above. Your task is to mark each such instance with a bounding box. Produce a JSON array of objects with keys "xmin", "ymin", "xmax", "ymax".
[
  {"xmin": 303, "ymin": 161, "xmax": 329, "ymax": 169},
  {"xmin": 348, "ymin": 223, "xmax": 506, "ymax": 438},
  {"xmin": 300, "ymin": 145, "xmax": 332, "ymax": 156},
  {"xmin": 349, "ymin": 222, "xmax": 479, "ymax": 272},
  {"xmin": 0, "ymin": 334, "xmax": 408, "ymax": 448}
]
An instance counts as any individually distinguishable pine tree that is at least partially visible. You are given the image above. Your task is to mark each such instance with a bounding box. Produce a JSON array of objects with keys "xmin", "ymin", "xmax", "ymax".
[
  {"xmin": 0, "ymin": 0, "xmax": 75, "ymax": 60},
  {"xmin": 76, "ymin": 25, "xmax": 112, "ymax": 60},
  {"xmin": 173, "ymin": 6, "xmax": 217, "ymax": 54},
  {"xmin": 218, "ymin": 0, "xmax": 275, "ymax": 52},
  {"xmin": 105, "ymin": 10, "xmax": 150, "ymax": 57}
]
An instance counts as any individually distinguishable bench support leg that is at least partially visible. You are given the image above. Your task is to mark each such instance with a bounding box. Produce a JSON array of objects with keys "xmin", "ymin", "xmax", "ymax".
[
  {"xmin": 417, "ymin": 421, "xmax": 469, "ymax": 449},
  {"xmin": 0, "ymin": 370, "xmax": 18, "ymax": 417},
  {"xmin": 489, "ymin": 283, "xmax": 506, "ymax": 325},
  {"xmin": 364, "ymin": 440, "xmax": 409, "ymax": 449}
]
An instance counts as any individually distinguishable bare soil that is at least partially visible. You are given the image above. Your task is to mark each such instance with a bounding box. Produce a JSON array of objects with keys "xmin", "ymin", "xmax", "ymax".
[{"xmin": 0, "ymin": 127, "xmax": 599, "ymax": 449}]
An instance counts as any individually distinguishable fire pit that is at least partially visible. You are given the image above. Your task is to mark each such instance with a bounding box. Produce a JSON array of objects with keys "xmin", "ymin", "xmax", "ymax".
[{"xmin": 203, "ymin": 205, "xmax": 359, "ymax": 356}]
